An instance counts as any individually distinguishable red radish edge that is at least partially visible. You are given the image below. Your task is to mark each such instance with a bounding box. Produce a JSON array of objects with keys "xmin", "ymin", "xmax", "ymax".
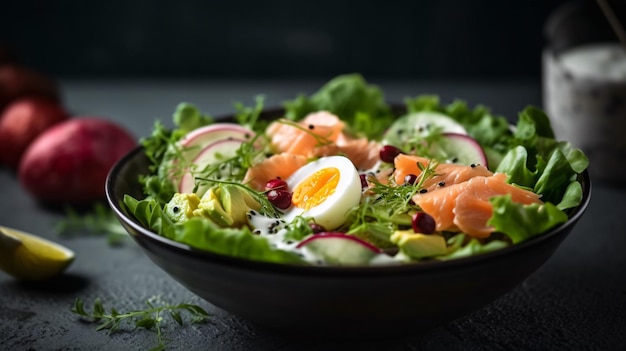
[
  {"xmin": 442, "ymin": 132, "xmax": 488, "ymax": 168},
  {"xmin": 296, "ymin": 232, "xmax": 383, "ymax": 253}
]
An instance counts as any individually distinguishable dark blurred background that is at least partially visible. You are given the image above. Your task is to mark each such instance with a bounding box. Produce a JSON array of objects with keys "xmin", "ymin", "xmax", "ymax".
[{"xmin": 0, "ymin": 0, "xmax": 582, "ymax": 81}]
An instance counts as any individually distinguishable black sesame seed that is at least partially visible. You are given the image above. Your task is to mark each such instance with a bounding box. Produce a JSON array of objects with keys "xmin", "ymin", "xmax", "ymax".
[
  {"xmin": 308, "ymin": 124, "xmax": 315, "ymax": 130},
  {"xmin": 172, "ymin": 206, "xmax": 180, "ymax": 213},
  {"xmin": 438, "ymin": 181, "xmax": 446, "ymax": 186},
  {"xmin": 249, "ymin": 210, "xmax": 257, "ymax": 216},
  {"xmin": 451, "ymin": 157, "xmax": 458, "ymax": 163},
  {"xmin": 419, "ymin": 189, "xmax": 428, "ymax": 193},
  {"xmin": 470, "ymin": 163, "xmax": 476, "ymax": 168}
]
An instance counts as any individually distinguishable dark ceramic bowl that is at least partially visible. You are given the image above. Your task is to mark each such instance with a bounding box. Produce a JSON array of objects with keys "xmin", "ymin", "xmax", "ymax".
[{"xmin": 106, "ymin": 110, "xmax": 591, "ymax": 339}]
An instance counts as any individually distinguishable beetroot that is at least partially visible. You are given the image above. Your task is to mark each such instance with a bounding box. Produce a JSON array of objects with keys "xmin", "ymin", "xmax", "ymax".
[
  {"xmin": 0, "ymin": 64, "xmax": 59, "ymax": 111},
  {"xmin": 0, "ymin": 97, "xmax": 69, "ymax": 168},
  {"xmin": 18, "ymin": 118, "xmax": 136, "ymax": 204}
]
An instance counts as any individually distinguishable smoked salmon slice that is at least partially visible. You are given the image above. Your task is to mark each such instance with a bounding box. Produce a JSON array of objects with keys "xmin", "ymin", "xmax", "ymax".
[
  {"xmin": 243, "ymin": 153, "xmax": 308, "ymax": 191},
  {"xmin": 414, "ymin": 173, "xmax": 542, "ymax": 238},
  {"xmin": 313, "ymin": 133, "xmax": 382, "ymax": 171},
  {"xmin": 394, "ymin": 154, "xmax": 493, "ymax": 191},
  {"xmin": 266, "ymin": 110, "xmax": 381, "ymax": 170},
  {"xmin": 267, "ymin": 111, "xmax": 345, "ymax": 157}
]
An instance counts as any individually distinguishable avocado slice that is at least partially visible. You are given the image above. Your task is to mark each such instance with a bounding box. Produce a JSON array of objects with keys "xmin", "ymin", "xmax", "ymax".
[
  {"xmin": 194, "ymin": 188, "xmax": 234, "ymax": 227},
  {"xmin": 218, "ymin": 184, "xmax": 250, "ymax": 227},
  {"xmin": 165, "ymin": 193, "xmax": 201, "ymax": 222},
  {"xmin": 390, "ymin": 230, "xmax": 447, "ymax": 259}
]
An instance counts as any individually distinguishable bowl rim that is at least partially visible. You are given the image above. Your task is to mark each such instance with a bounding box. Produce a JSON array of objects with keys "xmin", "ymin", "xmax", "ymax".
[{"xmin": 105, "ymin": 109, "xmax": 592, "ymax": 278}]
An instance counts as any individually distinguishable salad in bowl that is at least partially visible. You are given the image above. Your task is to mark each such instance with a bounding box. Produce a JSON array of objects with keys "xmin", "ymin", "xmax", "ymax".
[{"xmin": 122, "ymin": 74, "xmax": 589, "ymax": 266}]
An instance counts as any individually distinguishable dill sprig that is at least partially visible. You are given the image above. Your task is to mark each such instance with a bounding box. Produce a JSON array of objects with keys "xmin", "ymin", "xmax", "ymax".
[{"xmin": 71, "ymin": 297, "xmax": 210, "ymax": 351}]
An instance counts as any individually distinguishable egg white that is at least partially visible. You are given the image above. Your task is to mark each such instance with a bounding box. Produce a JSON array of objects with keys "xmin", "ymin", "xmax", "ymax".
[{"xmin": 283, "ymin": 156, "xmax": 362, "ymax": 230}]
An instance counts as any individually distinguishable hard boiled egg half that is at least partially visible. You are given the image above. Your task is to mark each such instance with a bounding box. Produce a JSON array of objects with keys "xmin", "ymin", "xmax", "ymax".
[{"xmin": 283, "ymin": 156, "xmax": 362, "ymax": 230}]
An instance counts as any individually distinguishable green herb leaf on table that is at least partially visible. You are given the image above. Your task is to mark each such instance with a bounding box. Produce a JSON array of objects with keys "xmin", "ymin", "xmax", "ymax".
[
  {"xmin": 71, "ymin": 297, "xmax": 210, "ymax": 351},
  {"xmin": 55, "ymin": 203, "xmax": 129, "ymax": 246}
]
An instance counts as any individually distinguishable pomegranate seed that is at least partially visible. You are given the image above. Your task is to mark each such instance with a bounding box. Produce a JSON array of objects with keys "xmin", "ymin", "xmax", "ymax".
[
  {"xmin": 359, "ymin": 174, "xmax": 369, "ymax": 189},
  {"xmin": 267, "ymin": 189, "xmax": 292, "ymax": 209},
  {"xmin": 309, "ymin": 223, "xmax": 326, "ymax": 233},
  {"xmin": 265, "ymin": 178, "xmax": 288, "ymax": 191},
  {"xmin": 412, "ymin": 212, "xmax": 436, "ymax": 234},
  {"xmin": 379, "ymin": 145, "xmax": 403, "ymax": 163},
  {"xmin": 404, "ymin": 174, "xmax": 418, "ymax": 185}
]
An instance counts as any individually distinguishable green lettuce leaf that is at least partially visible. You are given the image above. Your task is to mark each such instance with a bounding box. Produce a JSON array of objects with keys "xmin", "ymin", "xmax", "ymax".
[
  {"xmin": 283, "ymin": 73, "xmax": 393, "ymax": 138},
  {"xmin": 123, "ymin": 195, "xmax": 176, "ymax": 239},
  {"xmin": 488, "ymin": 195, "xmax": 569, "ymax": 244},
  {"xmin": 123, "ymin": 195, "xmax": 304, "ymax": 264},
  {"xmin": 438, "ymin": 234, "xmax": 509, "ymax": 261},
  {"xmin": 557, "ymin": 181, "xmax": 584, "ymax": 211},
  {"xmin": 495, "ymin": 145, "xmax": 537, "ymax": 189},
  {"xmin": 171, "ymin": 218, "xmax": 305, "ymax": 264},
  {"xmin": 172, "ymin": 103, "xmax": 214, "ymax": 136}
]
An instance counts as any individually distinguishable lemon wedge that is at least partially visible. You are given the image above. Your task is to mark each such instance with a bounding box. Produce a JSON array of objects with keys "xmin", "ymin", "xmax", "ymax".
[{"xmin": 0, "ymin": 225, "xmax": 75, "ymax": 281}]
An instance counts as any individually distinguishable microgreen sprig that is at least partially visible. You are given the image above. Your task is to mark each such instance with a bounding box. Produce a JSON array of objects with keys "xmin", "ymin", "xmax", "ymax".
[
  {"xmin": 346, "ymin": 159, "xmax": 439, "ymax": 233},
  {"xmin": 401, "ymin": 125, "xmax": 446, "ymax": 160},
  {"xmin": 71, "ymin": 297, "xmax": 210, "ymax": 351}
]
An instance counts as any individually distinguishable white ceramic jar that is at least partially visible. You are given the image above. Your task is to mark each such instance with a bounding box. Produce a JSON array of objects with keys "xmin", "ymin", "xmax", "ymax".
[{"xmin": 543, "ymin": 1, "xmax": 626, "ymax": 183}]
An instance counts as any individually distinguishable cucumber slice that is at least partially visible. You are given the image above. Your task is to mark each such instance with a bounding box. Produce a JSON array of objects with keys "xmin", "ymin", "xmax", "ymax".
[
  {"xmin": 383, "ymin": 111, "xmax": 467, "ymax": 146},
  {"xmin": 296, "ymin": 233, "xmax": 384, "ymax": 265},
  {"xmin": 434, "ymin": 133, "xmax": 488, "ymax": 167}
]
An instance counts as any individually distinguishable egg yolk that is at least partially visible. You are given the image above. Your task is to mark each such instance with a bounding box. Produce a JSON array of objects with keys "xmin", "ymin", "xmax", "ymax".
[{"xmin": 292, "ymin": 167, "xmax": 340, "ymax": 210}]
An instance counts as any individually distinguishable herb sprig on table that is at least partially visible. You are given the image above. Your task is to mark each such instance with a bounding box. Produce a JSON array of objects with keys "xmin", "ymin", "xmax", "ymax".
[
  {"xmin": 71, "ymin": 297, "xmax": 210, "ymax": 351},
  {"xmin": 55, "ymin": 203, "xmax": 129, "ymax": 245}
]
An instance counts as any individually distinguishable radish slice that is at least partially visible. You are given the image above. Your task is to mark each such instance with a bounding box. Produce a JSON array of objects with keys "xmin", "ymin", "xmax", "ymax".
[
  {"xmin": 180, "ymin": 123, "xmax": 254, "ymax": 161},
  {"xmin": 169, "ymin": 124, "xmax": 255, "ymax": 190},
  {"xmin": 438, "ymin": 133, "xmax": 488, "ymax": 168},
  {"xmin": 179, "ymin": 138, "xmax": 246, "ymax": 194},
  {"xmin": 296, "ymin": 233, "xmax": 385, "ymax": 265}
]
